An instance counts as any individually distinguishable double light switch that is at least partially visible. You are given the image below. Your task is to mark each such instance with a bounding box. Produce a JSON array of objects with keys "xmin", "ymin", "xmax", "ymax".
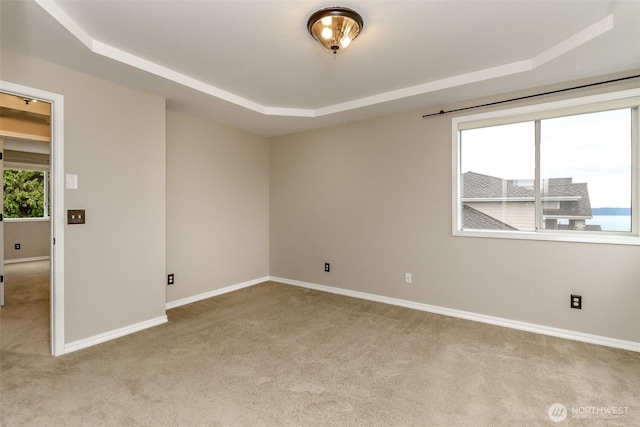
[{"xmin": 67, "ymin": 210, "xmax": 85, "ymax": 224}]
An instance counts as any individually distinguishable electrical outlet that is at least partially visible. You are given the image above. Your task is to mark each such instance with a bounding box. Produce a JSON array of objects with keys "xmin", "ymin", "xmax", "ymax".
[
  {"xmin": 324, "ymin": 263, "xmax": 330, "ymax": 272},
  {"xmin": 405, "ymin": 273, "xmax": 412, "ymax": 284},
  {"xmin": 571, "ymin": 294, "xmax": 582, "ymax": 310},
  {"xmin": 168, "ymin": 274, "xmax": 175, "ymax": 285},
  {"xmin": 14, "ymin": 243, "xmax": 21, "ymax": 250}
]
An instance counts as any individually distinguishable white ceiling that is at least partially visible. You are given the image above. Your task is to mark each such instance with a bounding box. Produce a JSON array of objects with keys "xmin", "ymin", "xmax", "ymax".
[{"xmin": 1, "ymin": 0, "xmax": 639, "ymax": 137}]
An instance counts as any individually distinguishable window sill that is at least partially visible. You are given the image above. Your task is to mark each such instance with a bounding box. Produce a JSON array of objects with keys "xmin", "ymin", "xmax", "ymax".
[
  {"xmin": 453, "ymin": 229, "xmax": 640, "ymax": 246},
  {"xmin": 5, "ymin": 217, "xmax": 51, "ymax": 223}
]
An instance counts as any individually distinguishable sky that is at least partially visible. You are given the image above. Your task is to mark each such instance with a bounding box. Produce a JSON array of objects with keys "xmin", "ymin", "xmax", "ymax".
[{"xmin": 460, "ymin": 108, "xmax": 632, "ymax": 208}]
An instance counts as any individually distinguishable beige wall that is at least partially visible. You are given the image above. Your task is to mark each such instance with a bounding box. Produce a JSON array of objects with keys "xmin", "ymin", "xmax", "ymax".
[
  {"xmin": 2, "ymin": 46, "xmax": 638, "ymax": 348},
  {"xmin": 1, "ymin": 50, "xmax": 167, "ymax": 343},
  {"xmin": 166, "ymin": 110, "xmax": 269, "ymax": 303},
  {"xmin": 4, "ymin": 220, "xmax": 50, "ymax": 261},
  {"xmin": 269, "ymin": 79, "xmax": 640, "ymax": 343}
]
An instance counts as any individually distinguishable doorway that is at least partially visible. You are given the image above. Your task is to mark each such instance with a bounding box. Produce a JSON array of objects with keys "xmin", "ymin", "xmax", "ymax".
[{"xmin": 0, "ymin": 81, "xmax": 65, "ymax": 356}]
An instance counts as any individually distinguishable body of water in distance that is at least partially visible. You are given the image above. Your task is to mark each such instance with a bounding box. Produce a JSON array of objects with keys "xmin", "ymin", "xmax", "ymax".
[{"xmin": 587, "ymin": 215, "xmax": 631, "ymax": 232}]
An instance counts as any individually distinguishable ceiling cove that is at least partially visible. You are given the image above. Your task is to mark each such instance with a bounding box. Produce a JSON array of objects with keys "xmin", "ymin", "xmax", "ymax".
[{"xmin": 34, "ymin": 0, "xmax": 614, "ymax": 118}]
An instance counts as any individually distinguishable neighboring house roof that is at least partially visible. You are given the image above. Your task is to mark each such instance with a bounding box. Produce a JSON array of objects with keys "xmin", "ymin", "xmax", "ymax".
[
  {"xmin": 462, "ymin": 172, "xmax": 532, "ymax": 199},
  {"xmin": 544, "ymin": 181, "xmax": 593, "ymax": 218},
  {"xmin": 462, "ymin": 205, "xmax": 518, "ymax": 230},
  {"xmin": 462, "ymin": 172, "xmax": 593, "ymax": 218}
]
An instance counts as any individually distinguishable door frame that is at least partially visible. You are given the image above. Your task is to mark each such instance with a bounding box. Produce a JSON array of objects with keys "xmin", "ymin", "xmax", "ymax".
[
  {"xmin": 0, "ymin": 137, "xmax": 3, "ymax": 307},
  {"xmin": 0, "ymin": 80, "xmax": 65, "ymax": 356}
]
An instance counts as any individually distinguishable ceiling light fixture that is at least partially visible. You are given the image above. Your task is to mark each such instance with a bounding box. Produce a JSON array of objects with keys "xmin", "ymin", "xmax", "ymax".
[
  {"xmin": 18, "ymin": 96, "xmax": 38, "ymax": 105},
  {"xmin": 307, "ymin": 7, "xmax": 364, "ymax": 54}
]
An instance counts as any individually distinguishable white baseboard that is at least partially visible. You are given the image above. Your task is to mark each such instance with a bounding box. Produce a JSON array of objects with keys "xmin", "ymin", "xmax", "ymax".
[
  {"xmin": 269, "ymin": 276, "xmax": 640, "ymax": 353},
  {"xmin": 65, "ymin": 315, "xmax": 168, "ymax": 354},
  {"xmin": 5, "ymin": 256, "xmax": 51, "ymax": 264},
  {"xmin": 166, "ymin": 276, "xmax": 270, "ymax": 310},
  {"xmin": 74, "ymin": 276, "xmax": 637, "ymax": 355}
]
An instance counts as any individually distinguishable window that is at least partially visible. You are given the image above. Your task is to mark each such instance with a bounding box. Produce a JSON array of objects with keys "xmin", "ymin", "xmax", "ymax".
[
  {"xmin": 453, "ymin": 89, "xmax": 640, "ymax": 245},
  {"xmin": 3, "ymin": 168, "xmax": 50, "ymax": 219}
]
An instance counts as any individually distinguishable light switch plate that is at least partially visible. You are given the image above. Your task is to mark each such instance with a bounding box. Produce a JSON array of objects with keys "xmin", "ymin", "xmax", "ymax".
[
  {"xmin": 65, "ymin": 174, "xmax": 78, "ymax": 189},
  {"xmin": 67, "ymin": 209, "xmax": 85, "ymax": 224}
]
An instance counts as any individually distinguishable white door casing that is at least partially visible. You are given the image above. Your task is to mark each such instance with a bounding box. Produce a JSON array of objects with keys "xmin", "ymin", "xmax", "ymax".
[
  {"xmin": 0, "ymin": 81, "xmax": 65, "ymax": 356},
  {"xmin": 0, "ymin": 137, "xmax": 4, "ymax": 307}
]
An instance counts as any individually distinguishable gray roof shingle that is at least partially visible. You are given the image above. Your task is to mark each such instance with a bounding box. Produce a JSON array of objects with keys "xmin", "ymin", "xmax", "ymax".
[{"xmin": 462, "ymin": 205, "xmax": 518, "ymax": 230}]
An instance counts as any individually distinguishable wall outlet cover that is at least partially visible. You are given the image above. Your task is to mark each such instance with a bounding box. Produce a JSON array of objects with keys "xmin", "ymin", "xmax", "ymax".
[{"xmin": 571, "ymin": 294, "xmax": 582, "ymax": 310}]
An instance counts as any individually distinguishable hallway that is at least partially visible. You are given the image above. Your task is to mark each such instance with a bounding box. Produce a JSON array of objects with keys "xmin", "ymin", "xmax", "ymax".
[{"xmin": 0, "ymin": 260, "xmax": 50, "ymax": 355}]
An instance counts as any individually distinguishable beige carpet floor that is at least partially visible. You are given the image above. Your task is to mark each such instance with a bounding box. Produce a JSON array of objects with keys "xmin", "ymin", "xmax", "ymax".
[
  {"xmin": 1, "ymin": 261, "xmax": 639, "ymax": 426},
  {"xmin": 0, "ymin": 260, "xmax": 51, "ymax": 356}
]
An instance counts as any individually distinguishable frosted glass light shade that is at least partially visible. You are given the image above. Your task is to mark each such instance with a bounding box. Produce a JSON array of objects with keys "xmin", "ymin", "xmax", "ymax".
[{"xmin": 307, "ymin": 7, "xmax": 364, "ymax": 54}]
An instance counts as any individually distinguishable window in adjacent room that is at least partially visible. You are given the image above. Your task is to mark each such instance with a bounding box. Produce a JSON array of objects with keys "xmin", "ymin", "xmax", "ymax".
[{"xmin": 3, "ymin": 168, "xmax": 49, "ymax": 219}]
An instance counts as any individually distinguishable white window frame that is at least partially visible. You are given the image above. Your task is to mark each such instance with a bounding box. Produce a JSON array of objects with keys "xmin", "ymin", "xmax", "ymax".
[{"xmin": 452, "ymin": 88, "xmax": 640, "ymax": 246}]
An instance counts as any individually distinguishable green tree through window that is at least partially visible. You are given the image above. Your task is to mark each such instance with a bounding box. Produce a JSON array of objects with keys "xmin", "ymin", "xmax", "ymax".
[{"xmin": 3, "ymin": 169, "xmax": 47, "ymax": 218}]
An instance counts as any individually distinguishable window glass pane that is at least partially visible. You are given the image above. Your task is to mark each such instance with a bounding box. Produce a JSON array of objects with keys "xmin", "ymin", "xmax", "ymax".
[
  {"xmin": 540, "ymin": 109, "xmax": 631, "ymax": 232},
  {"xmin": 3, "ymin": 169, "xmax": 46, "ymax": 218},
  {"xmin": 460, "ymin": 122, "xmax": 535, "ymax": 231}
]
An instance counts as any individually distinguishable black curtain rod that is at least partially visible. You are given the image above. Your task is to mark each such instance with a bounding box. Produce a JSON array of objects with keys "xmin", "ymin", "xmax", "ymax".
[{"xmin": 421, "ymin": 74, "xmax": 640, "ymax": 118}]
